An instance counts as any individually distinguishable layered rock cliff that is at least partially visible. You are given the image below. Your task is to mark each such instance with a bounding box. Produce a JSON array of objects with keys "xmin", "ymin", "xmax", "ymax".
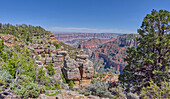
[
  {"xmin": 54, "ymin": 32, "xmax": 119, "ymax": 46},
  {"xmin": 78, "ymin": 37, "xmax": 116, "ymax": 49},
  {"xmin": 63, "ymin": 54, "xmax": 94, "ymax": 86}
]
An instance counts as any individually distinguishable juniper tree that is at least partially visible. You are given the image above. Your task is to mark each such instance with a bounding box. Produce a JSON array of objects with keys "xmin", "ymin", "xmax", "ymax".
[{"xmin": 119, "ymin": 9, "xmax": 170, "ymax": 88}]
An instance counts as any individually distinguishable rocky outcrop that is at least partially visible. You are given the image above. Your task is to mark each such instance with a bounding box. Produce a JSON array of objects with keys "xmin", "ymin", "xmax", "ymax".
[
  {"xmin": 63, "ymin": 56, "xmax": 81, "ymax": 81},
  {"xmin": 63, "ymin": 54, "xmax": 94, "ymax": 86}
]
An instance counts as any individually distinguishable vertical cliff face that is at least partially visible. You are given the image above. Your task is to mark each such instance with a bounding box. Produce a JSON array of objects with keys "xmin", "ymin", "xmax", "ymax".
[
  {"xmin": 90, "ymin": 34, "xmax": 140, "ymax": 73},
  {"xmin": 117, "ymin": 34, "xmax": 139, "ymax": 47}
]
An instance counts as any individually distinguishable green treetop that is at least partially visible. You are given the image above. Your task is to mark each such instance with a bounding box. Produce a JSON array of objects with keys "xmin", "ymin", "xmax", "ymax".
[{"xmin": 119, "ymin": 9, "xmax": 170, "ymax": 89}]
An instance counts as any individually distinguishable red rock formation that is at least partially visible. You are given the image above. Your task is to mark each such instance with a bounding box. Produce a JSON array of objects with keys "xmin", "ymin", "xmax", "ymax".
[
  {"xmin": 85, "ymin": 34, "xmax": 139, "ymax": 73},
  {"xmin": 79, "ymin": 37, "xmax": 116, "ymax": 49}
]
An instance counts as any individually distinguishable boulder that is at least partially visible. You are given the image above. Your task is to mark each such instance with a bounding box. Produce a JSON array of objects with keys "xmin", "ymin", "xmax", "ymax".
[
  {"xmin": 35, "ymin": 61, "xmax": 43, "ymax": 65},
  {"xmin": 76, "ymin": 55, "xmax": 89, "ymax": 59},
  {"xmin": 53, "ymin": 62, "xmax": 64, "ymax": 68},
  {"xmin": 74, "ymin": 80, "xmax": 80, "ymax": 86},
  {"xmin": 81, "ymin": 78, "xmax": 91, "ymax": 85},
  {"xmin": 64, "ymin": 68, "xmax": 81, "ymax": 80},
  {"xmin": 53, "ymin": 55, "xmax": 64, "ymax": 62},
  {"xmin": 62, "ymin": 54, "xmax": 94, "ymax": 86},
  {"xmin": 57, "ymin": 51, "xmax": 67, "ymax": 56},
  {"xmin": 39, "ymin": 57, "xmax": 46, "ymax": 64},
  {"xmin": 63, "ymin": 56, "xmax": 81, "ymax": 80},
  {"xmin": 80, "ymin": 61, "xmax": 94, "ymax": 78},
  {"xmin": 45, "ymin": 57, "xmax": 52, "ymax": 65}
]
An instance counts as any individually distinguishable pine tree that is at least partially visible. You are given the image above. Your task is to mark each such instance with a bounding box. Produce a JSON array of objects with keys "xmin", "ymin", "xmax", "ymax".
[{"xmin": 119, "ymin": 9, "xmax": 170, "ymax": 88}]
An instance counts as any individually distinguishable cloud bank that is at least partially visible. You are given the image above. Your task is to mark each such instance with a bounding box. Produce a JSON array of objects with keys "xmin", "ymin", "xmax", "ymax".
[{"xmin": 47, "ymin": 27, "xmax": 137, "ymax": 34}]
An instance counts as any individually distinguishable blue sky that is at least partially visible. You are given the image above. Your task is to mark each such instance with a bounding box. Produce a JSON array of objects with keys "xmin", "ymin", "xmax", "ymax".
[{"xmin": 0, "ymin": 0, "xmax": 169, "ymax": 33}]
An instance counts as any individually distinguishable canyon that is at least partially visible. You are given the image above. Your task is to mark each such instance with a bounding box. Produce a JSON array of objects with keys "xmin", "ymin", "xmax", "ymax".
[
  {"xmin": 54, "ymin": 33, "xmax": 139, "ymax": 74},
  {"xmin": 54, "ymin": 32, "xmax": 120, "ymax": 46}
]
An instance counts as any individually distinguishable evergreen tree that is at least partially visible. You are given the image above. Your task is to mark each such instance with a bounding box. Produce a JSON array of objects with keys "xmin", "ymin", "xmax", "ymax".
[{"xmin": 119, "ymin": 9, "xmax": 170, "ymax": 88}]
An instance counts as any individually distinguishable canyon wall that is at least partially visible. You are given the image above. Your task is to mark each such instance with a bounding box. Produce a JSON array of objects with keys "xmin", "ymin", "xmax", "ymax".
[
  {"xmin": 54, "ymin": 32, "xmax": 119, "ymax": 42},
  {"xmin": 76, "ymin": 34, "xmax": 140, "ymax": 74}
]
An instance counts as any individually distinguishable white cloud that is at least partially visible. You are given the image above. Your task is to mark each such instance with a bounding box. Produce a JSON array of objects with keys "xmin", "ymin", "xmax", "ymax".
[{"xmin": 47, "ymin": 27, "xmax": 136, "ymax": 33}]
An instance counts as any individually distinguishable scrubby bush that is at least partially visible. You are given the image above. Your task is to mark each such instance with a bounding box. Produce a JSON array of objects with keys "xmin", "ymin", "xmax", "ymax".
[
  {"xmin": 14, "ymin": 38, "xmax": 17, "ymax": 41},
  {"xmin": 53, "ymin": 42, "xmax": 61, "ymax": 49},
  {"xmin": 14, "ymin": 82, "xmax": 43, "ymax": 99},
  {"xmin": 140, "ymin": 80, "xmax": 170, "ymax": 99},
  {"xmin": 37, "ymin": 67, "xmax": 50, "ymax": 86},
  {"xmin": 110, "ymin": 85, "xmax": 126, "ymax": 99},
  {"xmin": 0, "ymin": 69, "xmax": 13, "ymax": 89},
  {"xmin": 80, "ymin": 81, "xmax": 114, "ymax": 98},
  {"xmin": 41, "ymin": 40, "xmax": 43, "ymax": 44},
  {"xmin": 35, "ymin": 55, "xmax": 40, "ymax": 60},
  {"xmin": 41, "ymin": 53, "xmax": 45, "ymax": 57},
  {"xmin": 49, "ymin": 51, "xmax": 52, "ymax": 57},
  {"xmin": 0, "ymin": 69, "xmax": 13, "ymax": 83},
  {"xmin": 55, "ymin": 81, "xmax": 61, "ymax": 89},
  {"xmin": 46, "ymin": 61, "xmax": 55, "ymax": 76},
  {"xmin": 68, "ymin": 80, "xmax": 74, "ymax": 88},
  {"xmin": 13, "ymin": 75, "xmax": 45, "ymax": 99}
]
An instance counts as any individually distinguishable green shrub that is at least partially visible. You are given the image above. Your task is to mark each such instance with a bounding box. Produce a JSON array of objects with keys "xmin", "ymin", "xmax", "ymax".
[
  {"xmin": 25, "ymin": 42, "xmax": 29, "ymax": 45},
  {"xmin": 60, "ymin": 73, "xmax": 67, "ymax": 84},
  {"xmin": 37, "ymin": 67, "xmax": 50, "ymax": 86},
  {"xmin": 0, "ymin": 69, "xmax": 13, "ymax": 83},
  {"xmin": 41, "ymin": 53, "xmax": 45, "ymax": 57},
  {"xmin": 46, "ymin": 91, "xmax": 60, "ymax": 96},
  {"xmin": 68, "ymin": 80, "xmax": 74, "ymax": 88},
  {"xmin": 46, "ymin": 61, "xmax": 55, "ymax": 76},
  {"xmin": 14, "ymin": 38, "xmax": 17, "ymax": 41},
  {"xmin": 53, "ymin": 42, "xmax": 61, "ymax": 49},
  {"xmin": 13, "ymin": 75, "xmax": 46, "ymax": 99},
  {"xmin": 55, "ymin": 81, "xmax": 61, "ymax": 89},
  {"xmin": 111, "ymin": 85, "xmax": 126, "ymax": 99},
  {"xmin": 14, "ymin": 82, "xmax": 42, "ymax": 99},
  {"xmin": 80, "ymin": 81, "xmax": 114, "ymax": 98},
  {"xmin": 35, "ymin": 55, "xmax": 40, "ymax": 60},
  {"xmin": 140, "ymin": 80, "xmax": 170, "ymax": 99},
  {"xmin": 41, "ymin": 40, "xmax": 43, "ymax": 44},
  {"xmin": 49, "ymin": 51, "xmax": 51, "ymax": 57}
]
